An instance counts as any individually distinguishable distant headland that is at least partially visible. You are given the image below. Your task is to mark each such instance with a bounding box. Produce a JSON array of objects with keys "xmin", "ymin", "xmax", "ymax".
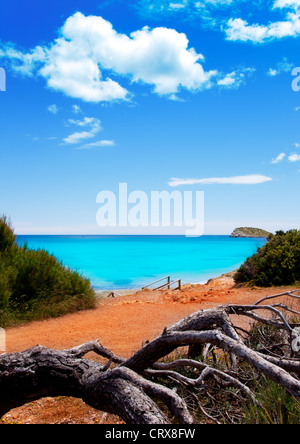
[{"xmin": 230, "ymin": 227, "xmax": 271, "ymax": 238}]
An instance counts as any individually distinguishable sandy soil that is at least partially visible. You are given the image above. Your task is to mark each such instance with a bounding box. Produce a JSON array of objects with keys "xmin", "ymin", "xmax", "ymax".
[{"xmin": 1, "ymin": 276, "xmax": 296, "ymax": 424}]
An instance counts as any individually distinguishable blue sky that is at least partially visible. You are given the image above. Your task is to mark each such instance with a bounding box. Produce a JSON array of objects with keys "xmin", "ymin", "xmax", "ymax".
[{"xmin": 0, "ymin": 0, "xmax": 300, "ymax": 234}]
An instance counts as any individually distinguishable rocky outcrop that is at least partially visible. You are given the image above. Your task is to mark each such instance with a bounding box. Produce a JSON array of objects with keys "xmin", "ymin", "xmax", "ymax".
[{"xmin": 230, "ymin": 227, "xmax": 271, "ymax": 238}]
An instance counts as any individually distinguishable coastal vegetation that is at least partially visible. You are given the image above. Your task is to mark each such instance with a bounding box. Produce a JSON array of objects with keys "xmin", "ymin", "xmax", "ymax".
[
  {"xmin": 234, "ymin": 229, "xmax": 300, "ymax": 287},
  {"xmin": 0, "ymin": 216, "xmax": 96, "ymax": 327}
]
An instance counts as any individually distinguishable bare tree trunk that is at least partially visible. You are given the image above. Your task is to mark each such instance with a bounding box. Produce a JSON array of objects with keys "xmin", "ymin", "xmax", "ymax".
[
  {"xmin": 0, "ymin": 345, "xmax": 171, "ymax": 423},
  {"xmin": 0, "ymin": 291, "xmax": 299, "ymax": 424}
]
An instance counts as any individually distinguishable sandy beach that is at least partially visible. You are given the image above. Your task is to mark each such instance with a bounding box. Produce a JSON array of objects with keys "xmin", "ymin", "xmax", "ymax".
[{"xmin": 1, "ymin": 274, "xmax": 297, "ymax": 424}]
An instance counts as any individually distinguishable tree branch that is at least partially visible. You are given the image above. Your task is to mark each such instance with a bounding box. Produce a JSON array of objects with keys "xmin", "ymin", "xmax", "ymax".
[{"xmin": 0, "ymin": 292, "xmax": 299, "ymax": 424}]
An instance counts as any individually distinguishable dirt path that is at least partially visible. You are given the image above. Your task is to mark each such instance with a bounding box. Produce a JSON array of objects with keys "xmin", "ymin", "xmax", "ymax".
[
  {"xmin": 1, "ymin": 278, "xmax": 296, "ymax": 424},
  {"xmin": 5, "ymin": 292, "xmax": 205, "ymax": 358}
]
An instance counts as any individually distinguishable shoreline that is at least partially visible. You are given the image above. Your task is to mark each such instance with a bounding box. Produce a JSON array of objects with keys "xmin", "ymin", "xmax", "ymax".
[
  {"xmin": 93, "ymin": 270, "xmax": 237, "ymax": 297},
  {"xmin": 94, "ymin": 288, "xmax": 141, "ymax": 298},
  {"xmin": 16, "ymin": 235, "xmax": 264, "ymax": 296}
]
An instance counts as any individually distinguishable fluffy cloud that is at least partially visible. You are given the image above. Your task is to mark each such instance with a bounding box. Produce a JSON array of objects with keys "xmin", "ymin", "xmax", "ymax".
[
  {"xmin": 225, "ymin": 0, "xmax": 300, "ymax": 43},
  {"xmin": 225, "ymin": 16, "xmax": 300, "ymax": 43},
  {"xmin": 0, "ymin": 12, "xmax": 220, "ymax": 102},
  {"xmin": 288, "ymin": 153, "xmax": 300, "ymax": 161},
  {"xmin": 168, "ymin": 175, "xmax": 272, "ymax": 186},
  {"xmin": 274, "ymin": 0, "xmax": 300, "ymax": 8}
]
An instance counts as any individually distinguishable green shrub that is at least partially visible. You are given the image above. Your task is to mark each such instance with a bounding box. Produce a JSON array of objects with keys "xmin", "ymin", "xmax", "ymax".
[
  {"xmin": 0, "ymin": 216, "xmax": 17, "ymax": 253},
  {"xmin": 244, "ymin": 376, "xmax": 300, "ymax": 424},
  {"xmin": 244, "ymin": 323, "xmax": 300, "ymax": 424},
  {"xmin": 234, "ymin": 230, "xmax": 300, "ymax": 287},
  {"xmin": 0, "ymin": 216, "xmax": 96, "ymax": 326}
]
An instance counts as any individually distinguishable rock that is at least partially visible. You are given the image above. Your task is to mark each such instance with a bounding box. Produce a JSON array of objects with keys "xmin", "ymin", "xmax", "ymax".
[{"xmin": 230, "ymin": 227, "xmax": 271, "ymax": 238}]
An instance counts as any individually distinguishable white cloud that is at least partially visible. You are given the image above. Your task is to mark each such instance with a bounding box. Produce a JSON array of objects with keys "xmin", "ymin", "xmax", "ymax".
[
  {"xmin": 203, "ymin": 0, "xmax": 234, "ymax": 4},
  {"xmin": 63, "ymin": 131, "xmax": 96, "ymax": 144},
  {"xmin": 271, "ymin": 152, "xmax": 286, "ymax": 163},
  {"xmin": 168, "ymin": 93, "xmax": 186, "ymax": 101},
  {"xmin": 273, "ymin": 0, "xmax": 300, "ymax": 9},
  {"xmin": 288, "ymin": 153, "xmax": 300, "ymax": 161},
  {"xmin": 217, "ymin": 67, "xmax": 255, "ymax": 88},
  {"xmin": 76, "ymin": 140, "xmax": 115, "ymax": 149},
  {"xmin": 225, "ymin": 17, "xmax": 300, "ymax": 43},
  {"xmin": 268, "ymin": 68, "xmax": 278, "ymax": 76},
  {"xmin": 67, "ymin": 116, "xmax": 101, "ymax": 131},
  {"xmin": 0, "ymin": 12, "xmax": 220, "ymax": 102},
  {"xmin": 47, "ymin": 104, "xmax": 59, "ymax": 114},
  {"xmin": 218, "ymin": 73, "xmax": 236, "ymax": 86},
  {"xmin": 138, "ymin": 0, "xmax": 300, "ymax": 43},
  {"xmin": 169, "ymin": 2, "xmax": 187, "ymax": 10},
  {"xmin": 225, "ymin": 1, "xmax": 300, "ymax": 43},
  {"xmin": 270, "ymin": 145, "xmax": 300, "ymax": 164},
  {"xmin": 168, "ymin": 174, "xmax": 272, "ymax": 186},
  {"xmin": 72, "ymin": 104, "xmax": 82, "ymax": 114},
  {"xmin": 0, "ymin": 45, "xmax": 47, "ymax": 76},
  {"xmin": 136, "ymin": 0, "xmax": 235, "ymax": 16},
  {"xmin": 267, "ymin": 58, "xmax": 293, "ymax": 76},
  {"xmin": 63, "ymin": 116, "xmax": 102, "ymax": 144}
]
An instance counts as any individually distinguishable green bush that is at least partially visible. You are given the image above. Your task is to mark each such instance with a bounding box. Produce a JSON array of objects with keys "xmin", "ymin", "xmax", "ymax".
[
  {"xmin": 234, "ymin": 229, "xmax": 300, "ymax": 287},
  {"xmin": 0, "ymin": 216, "xmax": 96, "ymax": 326},
  {"xmin": 244, "ymin": 323, "xmax": 300, "ymax": 424},
  {"xmin": 244, "ymin": 377, "xmax": 300, "ymax": 424}
]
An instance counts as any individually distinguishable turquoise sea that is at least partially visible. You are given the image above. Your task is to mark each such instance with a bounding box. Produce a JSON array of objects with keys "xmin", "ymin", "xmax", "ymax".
[
  {"xmin": 16, "ymin": 235, "xmax": 266, "ymax": 290},
  {"xmin": 17, "ymin": 236, "xmax": 266, "ymax": 290}
]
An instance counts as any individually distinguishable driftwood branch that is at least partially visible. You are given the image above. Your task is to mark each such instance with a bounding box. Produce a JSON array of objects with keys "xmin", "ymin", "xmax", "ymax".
[{"xmin": 0, "ymin": 290, "xmax": 300, "ymax": 424}]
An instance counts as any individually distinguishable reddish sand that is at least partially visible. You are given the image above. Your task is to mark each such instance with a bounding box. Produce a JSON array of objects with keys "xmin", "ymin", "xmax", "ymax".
[{"xmin": 1, "ymin": 277, "xmax": 297, "ymax": 424}]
